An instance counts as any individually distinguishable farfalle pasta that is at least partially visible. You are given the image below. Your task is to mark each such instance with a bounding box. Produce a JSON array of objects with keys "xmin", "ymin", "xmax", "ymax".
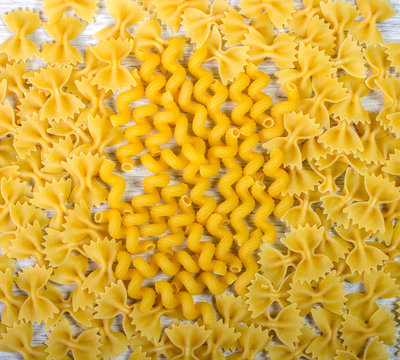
[
  {"xmin": 276, "ymin": 43, "xmax": 335, "ymax": 98},
  {"xmin": 243, "ymin": 27, "xmax": 297, "ymax": 69},
  {"xmin": 41, "ymin": 14, "xmax": 86, "ymax": 65},
  {"xmin": 45, "ymin": 316, "xmax": 101, "ymax": 360},
  {"xmin": 42, "ymin": 0, "xmax": 99, "ymax": 23},
  {"xmin": 240, "ymin": 0, "xmax": 295, "ymax": 29},
  {"xmin": 153, "ymin": 0, "xmax": 208, "ymax": 33},
  {"xmin": 0, "ymin": 9, "xmax": 41, "ymax": 61},
  {"xmin": 203, "ymin": 27, "xmax": 249, "ymax": 85},
  {"xmin": 182, "ymin": 0, "xmax": 228, "ymax": 47},
  {"xmin": 90, "ymin": 38, "xmax": 136, "ymax": 92},
  {"xmin": 95, "ymin": 0, "xmax": 147, "ymax": 40},
  {"xmin": 307, "ymin": 307, "xmax": 344, "ymax": 359},
  {"xmin": 62, "ymin": 152, "xmax": 108, "ymax": 207},
  {"xmin": 0, "ymin": 0, "xmax": 399, "ymax": 359},
  {"xmin": 265, "ymin": 111, "xmax": 322, "ymax": 168},
  {"xmin": 27, "ymin": 64, "xmax": 85, "ymax": 122},
  {"xmin": 0, "ymin": 321, "xmax": 47, "ymax": 360},
  {"xmin": 346, "ymin": 0, "xmax": 395, "ymax": 45}
]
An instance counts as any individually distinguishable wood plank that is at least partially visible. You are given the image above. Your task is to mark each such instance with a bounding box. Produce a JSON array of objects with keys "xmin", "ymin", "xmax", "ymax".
[{"xmin": 0, "ymin": 0, "xmax": 399, "ymax": 359}]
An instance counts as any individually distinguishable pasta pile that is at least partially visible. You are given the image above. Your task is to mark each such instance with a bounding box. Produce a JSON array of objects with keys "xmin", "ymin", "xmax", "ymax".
[{"xmin": 0, "ymin": 0, "xmax": 400, "ymax": 359}]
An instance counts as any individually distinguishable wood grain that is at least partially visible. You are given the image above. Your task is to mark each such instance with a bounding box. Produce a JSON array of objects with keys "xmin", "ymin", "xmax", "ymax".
[{"xmin": 0, "ymin": 0, "xmax": 399, "ymax": 359}]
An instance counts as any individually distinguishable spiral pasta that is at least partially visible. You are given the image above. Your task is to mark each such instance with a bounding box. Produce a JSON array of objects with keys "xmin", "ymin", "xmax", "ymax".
[{"xmin": 2, "ymin": 0, "xmax": 400, "ymax": 359}]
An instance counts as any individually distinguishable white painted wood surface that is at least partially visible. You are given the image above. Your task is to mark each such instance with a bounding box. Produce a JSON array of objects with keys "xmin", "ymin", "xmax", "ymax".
[{"xmin": 0, "ymin": 0, "xmax": 399, "ymax": 359}]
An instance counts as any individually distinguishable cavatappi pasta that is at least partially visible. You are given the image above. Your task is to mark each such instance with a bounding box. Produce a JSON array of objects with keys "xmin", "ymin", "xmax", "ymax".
[{"xmin": 0, "ymin": 0, "xmax": 400, "ymax": 359}]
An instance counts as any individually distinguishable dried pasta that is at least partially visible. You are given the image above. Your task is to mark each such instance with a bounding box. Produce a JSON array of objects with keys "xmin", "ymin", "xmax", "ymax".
[
  {"xmin": 41, "ymin": 14, "xmax": 86, "ymax": 65},
  {"xmin": 0, "ymin": 9, "xmax": 41, "ymax": 61},
  {"xmin": 0, "ymin": 0, "xmax": 399, "ymax": 359}
]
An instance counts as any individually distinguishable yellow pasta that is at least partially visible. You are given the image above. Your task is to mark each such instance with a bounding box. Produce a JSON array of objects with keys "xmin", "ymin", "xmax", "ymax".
[
  {"xmin": 0, "ymin": 321, "xmax": 47, "ymax": 359},
  {"xmin": 204, "ymin": 27, "xmax": 249, "ymax": 84},
  {"xmin": 0, "ymin": 9, "xmax": 41, "ymax": 61},
  {"xmin": 182, "ymin": 0, "xmax": 228, "ymax": 46},
  {"xmin": 74, "ymin": 77, "xmax": 114, "ymax": 129},
  {"xmin": 1, "ymin": 0, "xmax": 400, "ymax": 358},
  {"xmin": 90, "ymin": 38, "xmax": 136, "ymax": 92},
  {"xmin": 240, "ymin": 0, "xmax": 295, "ymax": 29},
  {"xmin": 346, "ymin": 0, "xmax": 395, "ymax": 44},
  {"xmin": 153, "ymin": 0, "xmax": 208, "ymax": 33},
  {"xmin": 95, "ymin": 0, "xmax": 147, "ymax": 40},
  {"xmin": 43, "ymin": 0, "xmax": 99, "ymax": 23},
  {"xmin": 41, "ymin": 14, "xmax": 86, "ymax": 65}
]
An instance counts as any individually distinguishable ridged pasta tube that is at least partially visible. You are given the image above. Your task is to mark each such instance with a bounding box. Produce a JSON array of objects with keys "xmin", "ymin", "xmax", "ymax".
[
  {"xmin": 229, "ymin": 71, "xmax": 256, "ymax": 136},
  {"xmin": 132, "ymin": 250, "xmax": 200, "ymax": 281},
  {"xmin": 189, "ymin": 176, "xmax": 217, "ymax": 225},
  {"xmin": 127, "ymin": 270, "xmax": 156, "ymax": 311},
  {"xmin": 178, "ymin": 79, "xmax": 210, "ymax": 139},
  {"xmin": 260, "ymin": 81, "xmax": 300, "ymax": 141},
  {"xmin": 188, "ymin": 46, "xmax": 213, "ymax": 106},
  {"xmin": 99, "ymin": 158, "xmax": 132, "ymax": 213},
  {"xmin": 187, "ymin": 223, "xmax": 227, "ymax": 275},
  {"xmin": 157, "ymin": 195, "xmax": 195, "ymax": 253},
  {"xmin": 215, "ymin": 157, "xmax": 242, "ymax": 216},
  {"xmin": 130, "ymin": 172, "xmax": 170, "ymax": 235},
  {"xmin": 140, "ymin": 153, "xmax": 169, "ymax": 174},
  {"xmin": 155, "ymin": 282, "xmax": 215, "ymax": 323},
  {"xmin": 163, "ymin": 94, "xmax": 206, "ymax": 169},
  {"xmin": 206, "ymin": 213, "xmax": 242, "ymax": 273},
  {"xmin": 115, "ymin": 250, "xmax": 132, "ymax": 280},
  {"xmin": 136, "ymin": 48, "xmax": 166, "ymax": 105},
  {"xmin": 200, "ymin": 127, "xmax": 240, "ymax": 178},
  {"xmin": 230, "ymin": 175, "xmax": 256, "ymax": 245},
  {"xmin": 171, "ymin": 271, "xmax": 237, "ymax": 296},
  {"xmin": 207, "ymin": 80, "xmax": 231, "ymax": 147},
  {"xmin": 263, "ymin": 148, "xmax": 293, "ymax": 218},
  {"xmin": 145, "ymin": 92, "xmax": 175, "ymax": 156},
  {"xmin": 238, "ymin": 133, "xmax": 264, "ymax": 179},
  {"xmin": 141, "ymin": 183, "xmax": 188, "ymax": 237},
  {"xmin": 95, "ymin": 210, "xmax": 154, "ymax": 254},
  {"xmin": 235, "ymin": 229, "xmax": 262, "ymax": 296},
  {"xmin": 161, "ymin": 37, "xmax": 186, "ymax": 99},
  {"xmin": 111, "ymin": 69, "xmax": 144, "ymax": 127},
  {"xmin": 246, "ymin": 63, "xmax": 273, "ymax": 128},
  {"xmin": 251, "ymin": 180, "xmax": 276, "ymax": 243},
  {"xmin": 116, "ymin": 104, "xmax": 157, "ymax": 171}
]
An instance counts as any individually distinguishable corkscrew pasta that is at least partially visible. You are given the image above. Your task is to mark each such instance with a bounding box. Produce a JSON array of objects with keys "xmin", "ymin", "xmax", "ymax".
[{"xmin": 0, "ymin": 0, "xmax": 400, "ymax": 359}]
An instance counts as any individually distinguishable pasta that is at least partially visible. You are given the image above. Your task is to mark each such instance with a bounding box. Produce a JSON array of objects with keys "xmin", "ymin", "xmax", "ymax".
[
  {"xmin": 41, "ymin": 14, "xmax": 86, "ymax": 65},
  {"xmin": 42, "ymin": 0, "xmax": 99, "ymax": 23},
  {"xmin": 0, "ymin": 9, "xmax": 41, "ymax": 61},
  {"xmin": 346, "ymin": 0, "xmax": 395, "ymax": 44},
  {"xmin": 240, "ymin": 0, "xmax": 295, "ymax": 29},
  {"xmin": 204, "ymin": 27, "xmax": 249, "ymax": 85},
  {"xmin": 340, "ymin": 306, "xmax": 397, "ymax": 354},
  {"xmin": 165, "ymin": 322, "xmax": 211, "ymax": 359},
  {"xmin": 0, "ymin": 0, "xmax": 400, "ymax": 358},
  {"xmin": 90, "ymin": 38, "xmax": 136, "ymax": 92},
  {"xmin": 233, "ymin": 324, "xmax": 271, "ymax": 359},
  {"xmin": 0, "ymin": 321, "xmax": 47, "ymax": 360},
  {"xmin": 307, "ymin": 307, "xmax": 344, "ymax": 359},
  {"xmin": 95, "ymin": 0, "xmax": 147, "ymax": 40},
  {"xmin": 281, "ymin": 225, "xmax": 333, "ymax": 283},
  {"xmin": 62, "ymin": 152, "xmax": 108, "ymax": 207},
  {"xmin": 45, "ymin": 316, "xmax": 101, "ymax": 360},
  {"xmin": 265, "ymin": 111, "xmax": 322, "ymax": 168},
  {"xmin": 15, "ymin": 265, "xmax": 59, "ymax": 323},
  {"xmin": 266, "ymin": 325, "xmax": 316, "ymax": 360},
  {"xmin": 243, "ymin": 27, "xmax": 297, "ymax": 69},
  {"xmin": 27, "ymin": 64, "xmax": 85, "ymax": 122},
  {"xmin": 153, "ymin": 0, "xmax": 208, "ymax": 33},
  {"xmin": 182, "ymin": 0, "xmax": 229, "ymax": 46}
]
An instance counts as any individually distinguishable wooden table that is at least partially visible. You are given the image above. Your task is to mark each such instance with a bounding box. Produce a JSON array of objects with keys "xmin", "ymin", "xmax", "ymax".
[{"xmin": 0, "ymin": 0, "xmax": 399, "ymax": 359}]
